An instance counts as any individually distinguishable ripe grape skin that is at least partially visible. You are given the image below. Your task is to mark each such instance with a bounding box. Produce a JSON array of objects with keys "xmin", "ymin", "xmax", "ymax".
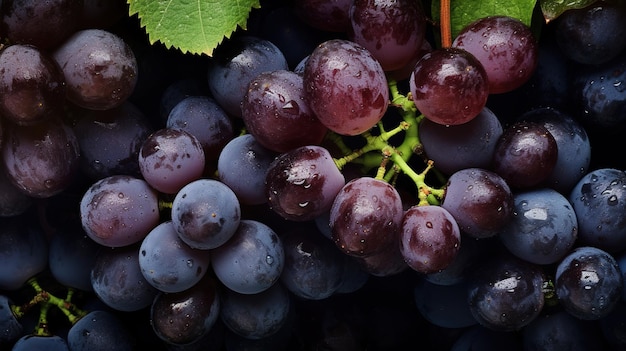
[
  {"xmin": 0, "ymin": 216, "xmax": 48, "ymax": 291},
  {"xmin": 303, "ymin": 39, "xmax": 389, "ymax": 136},
  {"xmin": 523, "ymin": 310, "xmax": 604, "ymax": 351},
  {"xmin": 399, "ymin": 205, "xmax": 461, "ymax": 274},
  {"xmin": 568, "ymin": 168, "xmax": 626, "ymax": 253},
  {"xmin": 353, "ymin": 238, "xmax": 408, "ymax": 277},
  {"xmin": 210, "ymin": 220, "xmax": 285, "ymax": 295},
  {"xmin": 410, "ymin": 47, "xmax": 489, "ymax": 126},
  {"xmin": 67, "ymin": 310, "xmax": 136, "ymax": 351},
  {"xmin": 279, "ymin": 225, "xmax": 345, "ymax": 300},
  {"xmin": 452, "ymin": 15, "xmax": 538, "ymax": 94},
  {"xmin": 207, "ymin": 36, "xmax": 289, "ymax": 118},
  {"xmin": 151, "ymin": 275, "xmax": 220, "ymax": 345},
  {"xmin": 265, "ymin": 145, "xmax": 345, "ymax": 222},
  {"xmin": 418, "ymin": 107, "xmax": 503, "ymax": 175},
  {"xmin": 518, "ymin": 107, "xmax": 591, "ymax": 194},
  {"xmin": 72, "ymin": 101, "xmax": 155, "ymax": 181},
  {"xmin": 171, "ymin": 179, "xmax": 241, "ymax": 250},
  {"xmin": 90, "ymin": 244, "xmax": 159, "ymax": 312},
  {"xmin": 52, "ymin": 29, "xmax": 138, "ymax": 110},
  {"xmin": 166, "ymin": 95, "xmax": 234, "ymax": 163},
  {"xmin": 219, "ymin": 283, "xmax": 291, "ymax": 340},
  {"xmin": 217, "ymin": 134, "xmax": 277, "ymax": 206},
  {"xmin": 139, "ymin": 221, "xmax": 211, "ymax": 293},
  {"xmin": 467, "ymin": 254, "xmax": 545, "ymax": 332},
  {"xmin": 0, "ymin": 0, "xmax": 83, "ymax": 50},
  {"xmin": 138, "ymin": 128, "xmax": 206, "ymax": 195},
  {"xmin": 555, "ymin": 246, "xmax": 623, "ymax": 320},
  {"xmin": 570, "ymin": 51, "xmax": 626, "ymax": 134},
  {"xmin": 330, "ymin": 177, "xmax": 404, "ymax": 257},
  {"xmin": 555, "ymin": 2, "xmax": 626, "ymax": 65},
  {"xmin": 348, "ymin": 0, "xmax": 426, "ymax": 71},
  {"xmin": 499, "ymin": 188, "xmax": 578, "ymax": 265},
  {"xmin": 242, "ymin": 69, "xmax": 328, "ymax": 153},
  {"xmin": 11, "ymin": 335, "xmax": 70, "ymax": 351},
  {"xmin": 48, "ymin": 225, "xmax": 101, "ymax": 292},
  {"xmin": 2, "ymin": 118, "xmax": 80, "ymax": 198},
  {"xmin": 441, "ymin": 168, "xmax": 514, "ymax": 239},
  {"xmin": 0, "ymin": 295, "xmax": 22, "ymax": 345},
  {"xmin": 491, "ymin": 121, "xmax": 558, "ymax": 190},
  {"xmin": 80, "ymin": 175, "xmax": 160, "ymax": 247},
  {"xmin": 0, "ymin": 44, "xmax": 66, "ymax": 126},
  {"xmin": 413, "ymin": 279, "xmax": 476, "ymax": 329},
  {"xmin": 0, "ymin": 169, "xmax": 32, "ymax": 217}
]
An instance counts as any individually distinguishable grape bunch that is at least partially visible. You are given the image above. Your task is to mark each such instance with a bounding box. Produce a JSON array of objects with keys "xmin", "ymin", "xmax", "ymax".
[{"xmin": 2, "ymin": 0, "xmax": 626, "ymax": 350}]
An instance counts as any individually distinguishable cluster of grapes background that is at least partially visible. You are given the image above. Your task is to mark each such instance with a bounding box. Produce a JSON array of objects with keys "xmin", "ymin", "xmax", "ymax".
[{"xmin": 1, "ymin": 0, "xmax": 626, "ymax": 350}]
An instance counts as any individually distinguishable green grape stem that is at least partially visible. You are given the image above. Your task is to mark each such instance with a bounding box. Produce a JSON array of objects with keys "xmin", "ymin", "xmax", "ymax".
[
  {"xmin": 11, "ymin": 277, "xmax": 88, "ymax": 336},
  {"xmin": 332, "ymin": 79, "xmax": 446, "ymax": 206}
]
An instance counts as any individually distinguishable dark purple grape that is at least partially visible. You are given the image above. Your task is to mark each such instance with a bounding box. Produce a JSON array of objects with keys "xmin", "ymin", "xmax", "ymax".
[
  {"xmin": 12, "ymin": 335, "xmax": 69, "ymax": 351},
  {"xmin": 166, "ymin": 95, "xmax": 234, "ymax": 162},
  {"xmin": 451, "ymin": 325, "xmax": 524, "ymax": 350},
  {"xmin": 0, "ymin": 168, "xmax": 32, "ymax": 217},
  {"xmin": 219, "ymin": 282, "xmax": 291, "ymax": 340},
  {"xmin": 293, "ymin": 0, "xmax": 351, "ymax": 32},
  {"xmin": 171, "ymin": 179, "xmax": 241, "ymax": 250},
  {"xmin": 0, "ymin": 44, "xmax": 66, "ymax": 126},
  {"xmin": 441, "ymin": 168, "xmax": 514, "ymax": 239},
  {"xmin": 217, "ymin": 134, "xmax": 278, "ymax": 206},
  {"xmin": 410, "ymin": 47, "xmax": 489, "ymax": 126},
  {"xmin": 0, "ymin": 216, "xmax": 48, "ymax": 291},
  {"xmin": 330, "ymin": 177, "xmax": 404, "ymax": 257},
  {"xmin": 0, "ymin": 295, "xmax": 22, "ymax": 345},
  {"xmin": 2, "ymin": 118, "xmax": 80, "ymax": 198},
  {"xmin": 151, "ymin": 275, "xmax": 220, "ymax": 345},
  {"xmin": 568, "ymin": 168, "xmax": 626, "ymax": 253},
  {"xmin": 348, "ymin": 0, "xmax": 426, "ymax": 71},
  {"xmin": 90, "ymin": 244, "xmax": 159, "ymax": 312},
  {"xmin": 499, "ymin": 188, "xmax": 578, "ymax": 265},
  {"xmin": 72, "ymin": 101, "xmax": 154, "ymax": 180},
  {"xmin": 0, "ymin": 0, "xmax": 83, "ymax": 49},
  {"xmin": 523, "ymin": 310, "xmax": 604, "ymax": 351},
  {"xmin": 555, "ymin": 246, "xmax": 623, "ymax": 320},
  {"xmin": 467, "ymin": 254, "xmax": 545, "ymax": 331},
  {"xmin": 207, "ymin": 36, "xmax": 288, "ymax": 118},
  {"xmin": 48, "ymin": 225, "xmax": 101, "ymax": 292},
  {"xmin": 242, "ymin": 69, "xmax": 328, "ymax": 153},
  {"xmin": 413, "ymin": 279, "xmax": 476, "ymax": 329},
  {"xmin": 138, "ymin": 128, "xmax": 205, "ymax": 195},
  {"xmin": 555, "ymin": 2, "xmax": 626, "ymax": 65},
  {"xmin": 419, "ymin": 107, "xmax": 503, "ymax": 175},
  {"xmin": 159, "ymin": 78, "xmax": 210, "ymax": 124},
  {"xmin": 279, "ymin": 225, "xmax": 345, "ymax": 300},
  {"xmin": 210, "ymin": 219, "xmax": 284, "ymax": 294},
  {"xmin": 452, "ymin": 15, "xmax": 538, "ymax": 94},
  {"xmin": 353, "ymin": 238, "xmax": 408, "ymax": 277},
  {"xmin": 67, "ymin": 310, "xmax": 136, "ymax": 351},
  {"xmin": 79, "ymin": 175, "xmax": 160, "ymax": 247},
  {"xmin": 571, "ymin": 50, "xmax": 626, "ymax": 135},
  {"xmin": 139, "ymin": 221, "xmax": 211, "ymax": 293},
  {"xmin": 265, "ymin": 145, "xmax": 345, "ymax": 222},
  {"xmin": 52, "ymin": 28, "xmax": 138, "ymax": 110},
  {"xmin": 399, "ymin": 205, "xmax": 461, "ymax": 274},
  {"xmin": 491, "ymin": 121, "xmax": 558, "ymax": 189},
  {"xmin": 518, "ymin": 107, "xmax": 591, "ymax": 194},
  {"xmin": 303, "ymin": 38, "xmax": 389, "ymax": 136}
]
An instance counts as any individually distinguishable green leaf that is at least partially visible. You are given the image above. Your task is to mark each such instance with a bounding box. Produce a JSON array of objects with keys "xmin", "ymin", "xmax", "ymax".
[
  {"xmin": 127, "ymin": 0, "xmax": 261, "ymax": 56},
  {"xmin": 432, "ymin": 0, "xmax": 538, "ymax": 40},
  {"xmin": 539, "ymin": 0, "xmax": 598, "ymax": 23}
]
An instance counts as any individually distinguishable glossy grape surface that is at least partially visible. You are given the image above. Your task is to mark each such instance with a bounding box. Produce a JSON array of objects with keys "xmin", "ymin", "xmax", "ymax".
[
  {"xmin": 410, "ymin": 47, "xmax": 489, "ymax": 125},
  {"xmin": 303, "ymin": 39, "xmax": 389, "ymax": 136}
]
